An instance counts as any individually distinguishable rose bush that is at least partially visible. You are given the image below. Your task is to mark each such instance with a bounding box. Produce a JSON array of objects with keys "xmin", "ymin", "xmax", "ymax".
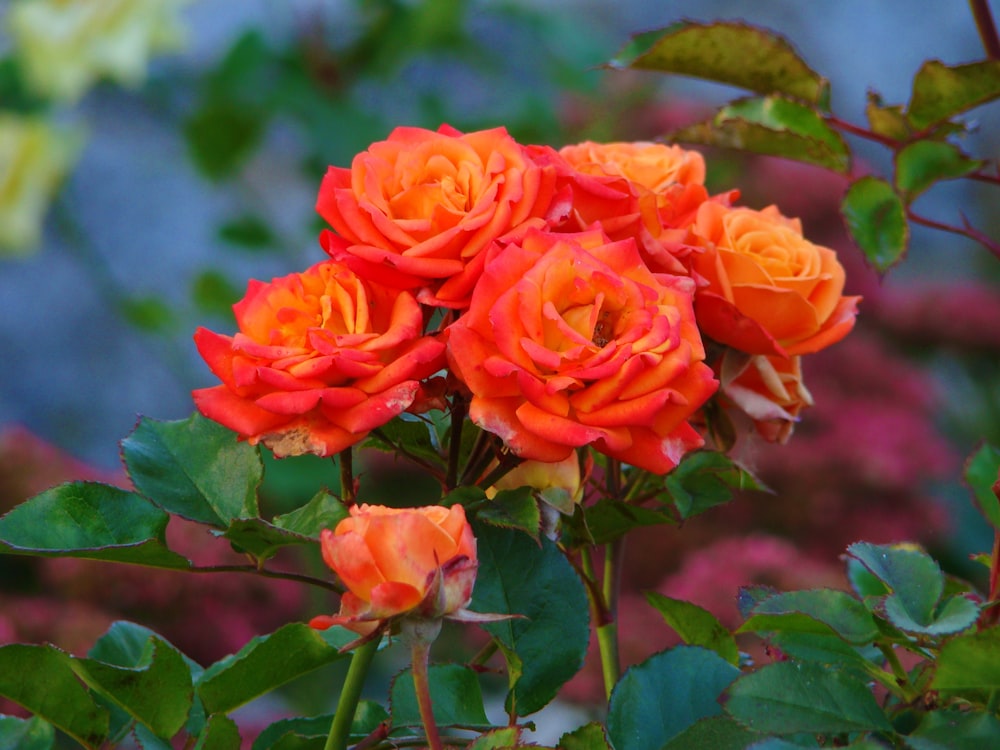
[
  {"xmin": 447, "ymin": 227, "xmax": 718, "ymax": 474},
  {"xmin": 687, "ymin": 202, "xmax": 860, "ymax": 357},
  {"xmin": 192, "ymin": 258, "xmax": 445, "ymax": 457},
  {"xmin": 316, "ymin": 124, "xmax": 560, "ymax": 309},
  {"xmin": 309, "ymin": 504, "xmax": 477, "ymax": 634}
]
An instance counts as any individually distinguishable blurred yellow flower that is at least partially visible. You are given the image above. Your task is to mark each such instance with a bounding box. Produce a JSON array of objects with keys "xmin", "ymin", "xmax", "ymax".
[
  {"xmin": 0, "ymin": 115, "xmax": 82, "ymax": 254},
  {"xmin": 7, "ymin": 0, "xmax": 189, "ymax": 103}
]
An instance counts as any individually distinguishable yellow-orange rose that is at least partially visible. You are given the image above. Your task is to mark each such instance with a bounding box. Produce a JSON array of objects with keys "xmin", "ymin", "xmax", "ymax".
[
  {"xmin": 317, "ymin": 124, "xmax": 559, "ymax": 309},
  {"xmin": 7, "ymin": 0, "xmax": 188, "ymax": 103},
  {"xmin": 689, "ymin": 202, "xmax": 860, "ymax": 357},
  {"xmin": 192, "ymin": 259, "xmax": 445, "ymax": 458},
  {"xmin": 309, "ymin": 504, "xmax": 477, "ymax": 634},
  {"xmin": 447, "ymin": 228, "xmax": 718, "ymax": 474}
]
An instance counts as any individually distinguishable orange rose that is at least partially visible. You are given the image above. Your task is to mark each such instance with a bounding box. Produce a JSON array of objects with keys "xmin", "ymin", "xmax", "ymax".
[
  {"xmin": 532, "ymin": 141, "xmax": 718, "ymax": 277},
  {"xmin": 447, "ymin": 228, "xmax": 718, "ymax": 474},
  {"xmin": 558, "ymin": 140, "xmax": 706, "ymax": 192},
  {"xmin": 689, "ymin": 202, "xmax": 860, "ymax": 356},
  {"xmin": 192, "ymin": 259, "xmax": 445, "ymax": 457},
  {"xmin": 316, "ymin": 124, "xmax": 559, "ymax": 309},
  {"xmin": 718, "ymin": 350, "xmax": 813, "ymax": 444},
  {"xmin": 309, "ymin": 504, "xmax": 477, "ymax": 634}
]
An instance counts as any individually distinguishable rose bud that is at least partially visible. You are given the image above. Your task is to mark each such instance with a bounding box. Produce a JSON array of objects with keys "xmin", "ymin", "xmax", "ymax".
[{"xmin": 309, "ymin": 504, "xmax": 477, "ymax": 635}]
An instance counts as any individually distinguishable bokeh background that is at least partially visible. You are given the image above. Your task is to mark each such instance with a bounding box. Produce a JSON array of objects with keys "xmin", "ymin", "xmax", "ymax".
[{"xmin": 2, "ymin": 0, "xmax": 1000, "ymax": 740}]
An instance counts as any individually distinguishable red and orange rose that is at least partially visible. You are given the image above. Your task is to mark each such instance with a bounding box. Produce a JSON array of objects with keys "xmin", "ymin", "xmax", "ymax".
[
  {"xmin": 447, "ymin": 228, "xmax": 718, "ymax": 474},
  {"xmin": 192, "ymin": 259, "xmax": 444, "ymax": 457},
  {"xmin": 316, "ymin": 124, "xmax": 560, "ymax": 309}
]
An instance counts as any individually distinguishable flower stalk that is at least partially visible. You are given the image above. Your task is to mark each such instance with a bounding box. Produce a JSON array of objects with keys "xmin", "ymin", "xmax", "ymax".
[
  {"xmin": 402, "ymin": 617, "xmax": 445, "ymax": 750},
  {"xmin": 324, "ymin": 636, "xmax": 380, "ymax": 750}
]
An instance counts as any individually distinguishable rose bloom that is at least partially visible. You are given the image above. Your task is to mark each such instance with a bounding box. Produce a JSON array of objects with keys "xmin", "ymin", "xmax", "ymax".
[
  {"xmin": 447, "ymin": 228, "xmax": 718, "ymax": 474},
  {"xmin": 532, "ymin": 141, "xmax": 721, "ymax": 277},
  {"xmin": 316, "ymin": 124, "xmax": 559, "ymax": 309},
  {"xmin": 310, "ymin": 504, "xmax": 477, "ymax": 634},
  {"xmin": 688, "ymin": 202, "xmax": 860, "ymax": 356},
  {"xmin": 192, "ymin": 259, "xmax": 445, "ymax": 458},
  {"xmin": 0, "ymin": 115, "xmax": 82, "ymax": 254},
  {"xmin": 718, "ymin": 350, "xmax": 813, "ymax": 444},
  {"xmin": 7, "ymin": 0, "xmax": 189, "ymax": 103}
]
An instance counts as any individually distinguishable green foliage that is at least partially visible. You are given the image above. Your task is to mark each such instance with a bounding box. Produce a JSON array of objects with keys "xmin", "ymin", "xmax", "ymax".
[
  {"xmin": 0, "ymin": 716, "xmax": 54, "ymax": 750},
  {"xmin": 606, "ymin": 646, "xmax": 740, "ymax": 750},
  {"xmin": 470, "ymin": 523, "xmax": 590, "ymax": 716},
  {"xmin": 390, "ymin": 664, "xmax": 492, "ymax": 730},
  {"xmin": 610, "ymin": 22, "xmax": 829, "ymax": 106},
  {"xmin": 967, "ymin": 443, "xmax": 1000, "ymax": 530},
  {"xmin": 841, "ymin": 176, "xmax": 909, "ymax": 271},
  {"xmin": 122, "ymin": 413, "xmax": 262, "ymax": 527},
  {"xmin": 645, "ymin": 592, "xmax": 740, "ymax": 665}
]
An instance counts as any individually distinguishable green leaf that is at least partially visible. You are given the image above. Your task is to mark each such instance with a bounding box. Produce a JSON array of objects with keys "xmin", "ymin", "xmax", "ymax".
[
  {"xmin": 0, "ymin": 715, "xmax": 55, "ymax": 750},
  {"xmin": 966, "ymin": 443, "xmax": 1000, "ymax": 530},
  {"xmin": 217, "ymin": 215, "xmax": 277, "ymax": 250},
  {"xmin": 907, "ymin": 59, "xmax": 1000, "ymax": 130},
  {"xmin": 470, "ymin": 524, "xmax": 590, "ymax": 715},
  {"xmin": 895, "ymin": 140, "xmax": 982, "ymax": 200},
  {"xmin": 847, "ymin": 542, "xmax": 943, "ymax": 631},
  {"xmin": 558, "ymin": 722, "xmax": 611, "ymax": 750},
  {"xmin": 661, "ymin": 715, "xmax": 762, "ymax": 750},
  {"xmin": 765, "ymin": 631, "xmax": 876, "ymax": 672},
  {"xmin": 607, "ymin": 646, "xmax": 740, "ymax": 750},
  {"xmin": 479, "ymin": 487, "xmax": 541, "ymax": 539},
  {"xmin": 272, "ymin": 490, "xmax": 349, "ymax": 538},
  {"xmin": 571, "ymin": 498, "xmax": 675, "ymax": 546},
  {"xmin": 725, "ymin": 661, "xmax": 892, "ymax": 735},
  {"xmin": 364, "ymin": 416, "xmax": 444, "ymax": 468},
  {"xmin": 865, "ymin": 92, "xmax": 912, "ymax": 141},
  {"xmin": 645, "ymin": 592, "xmax": 739, "ymax": 665},
  {"xmin": 846, "ymin": 557, "xmax": 890, "ymax": 599},
  {"xmin": 75, "ymin": 636, "xmax": 192, "ymax": 739},
  {"xmin": 609, "ymin": 22, "xmax": 829, "ymax": 106},
  {"xmin": 219, "ymin": 518, "xmax": 315, "ymax": 561},
  {"xmin": 841, "ymin": 176, "xmax": 909, "ymax": 272},
  {"xmin": 192, "ymin": 270, "xmax": 241, "ymax": 320},
  {"xmin": 664, "ymin": 451, "xmax": 767, "ymax": 521},
  {"xmin": 0, "ymin": 482, "xmax": 191, "ymax": 569},
  {"xmin": 885, "ymin": 593, "xmax": 979, "ymax": 637},
  {"xmin": 906, "ymin": 709, "xmax": 1000, "ymax": 750},
  {"xmin": 671, "ymin": 96, "xmax": 849, "ymax": 172},
  {"xmin": 196, "ymin": 624, "xmax": 357, "ymax": 715},
  {"xmin": 390, "ymin": 663, "xmax": 491, "ymax": 730},
  {"xmin": 0, "ymin": 644, "xmax": 109, "ymax": 749},
  {"xmin": 251, "ymin": 702, "xmax": 388, "ymax": 750},
  {"xmin": 739, "ymin": 589, "xmax": 879, "ymax": 645},
  {"xmin": 122, "ymin": 413, "xmax": 261, "ymax": 527},
  {"xmin": 192, "ymin": 714, "xmax": 241, "ymax": 750},
  {"xmin": 931, "ymin": 627, "xmax": 1000, "ymax": 705}
]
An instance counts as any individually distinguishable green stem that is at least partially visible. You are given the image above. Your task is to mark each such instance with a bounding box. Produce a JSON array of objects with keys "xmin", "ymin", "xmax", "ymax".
[
  {"xmin": 876, "ymin": 643, "xmax": 917, "ymax": 702},
  {"xmin": 595, "ymin": 620, "xmax": 620, "ymax": 701},
  {"xmin": 325, "ymin": 637, "xmax": 380, "ymax": 750},
  {"xmin": 446, "ymin": 395, "xmax": 466, "ymax": 491}
]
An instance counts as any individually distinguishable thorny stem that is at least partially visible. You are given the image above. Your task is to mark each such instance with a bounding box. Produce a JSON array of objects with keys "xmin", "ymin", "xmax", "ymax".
[
  {"xmin": 340, "ymin": 448, "xmax": 356, "ymax": 506},
  {"xmin": 405, "ymin": 621, "xmax": 444, "ymax": 750},
  {"xmin": 908, "ymin": 211, "xmax": 1000, "ymax": 262},
  {"xmin": 324, "ymin": 636, "xmax": 380, "ymax": 750},
  {"xmin": 970, "ymin": 0, "xmax": 1000, "ymax": 59}
]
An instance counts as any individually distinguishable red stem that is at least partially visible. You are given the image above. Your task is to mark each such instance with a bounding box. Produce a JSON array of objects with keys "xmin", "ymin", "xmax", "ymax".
[
  {"xmin": 970, "ymin": 0, "xmax": 1000, "ymax": 59},
  {"xmin": 907, "ymin": 210, "xmax": 1000, "ymax": 262},
  {"xmin": 410, "ymin": 638, "xmax": 443, "ymax": 750}
]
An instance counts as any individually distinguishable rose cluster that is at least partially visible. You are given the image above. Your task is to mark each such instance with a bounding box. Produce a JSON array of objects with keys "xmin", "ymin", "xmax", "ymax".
[{"xmin": 194, "ymin": 123, "xmax": 859, "ymax": 467}]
